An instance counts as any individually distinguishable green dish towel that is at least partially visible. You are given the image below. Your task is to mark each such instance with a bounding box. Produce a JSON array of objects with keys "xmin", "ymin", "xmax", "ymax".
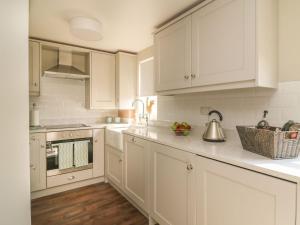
[
  {"xmin": 74, "ymin": 141, "xmax": 89, "ymax": 168},
  {"xmin": 58, "ymin": 142, "xmax": 74, "ymax": 170}
]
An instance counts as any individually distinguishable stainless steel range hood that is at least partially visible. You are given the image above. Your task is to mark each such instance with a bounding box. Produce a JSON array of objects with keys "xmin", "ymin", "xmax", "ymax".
[{"xmin": 43, "ymin": 49, "xmax": 90, "ymax": 80}]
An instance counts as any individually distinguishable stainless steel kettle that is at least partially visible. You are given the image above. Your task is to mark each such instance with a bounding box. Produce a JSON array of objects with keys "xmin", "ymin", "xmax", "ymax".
[{"xmin": 203, "ymin": 110, "xmax": 226, "ymax": 142}]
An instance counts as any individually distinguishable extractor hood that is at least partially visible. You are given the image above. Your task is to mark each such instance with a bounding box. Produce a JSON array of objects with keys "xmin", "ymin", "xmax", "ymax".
[{"xmin": 43, "ymin": 49, "xmax": 90, "ymax": 80}]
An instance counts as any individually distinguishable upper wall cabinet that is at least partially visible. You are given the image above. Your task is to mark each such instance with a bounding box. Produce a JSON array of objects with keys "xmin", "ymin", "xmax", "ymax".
[
  {"xmin": 155, "ymin": 17, "xmax": 192, "ymax": 91},
  {"xmin": 29, "ymin": 41, "xmax": 40, "ymax": 96},
  {"xmin": 86, "ymin": 52, "xmax": 116, "ymax": 109},
  {"xmin": 154, "ymin": 0, "xmax": 278, "ymax": 94},
  {"xmin": 116, "ymin": 52, "xmax": 137, "ymax": 109}
]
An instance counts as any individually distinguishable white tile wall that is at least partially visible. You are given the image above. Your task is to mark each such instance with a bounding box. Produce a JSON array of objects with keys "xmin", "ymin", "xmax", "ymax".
[
  {"xmin": 157, "ymin": 81, "xmax": 300, "ymax": 130},
  {"xmin": 30, "ymin": 77, "xmax": 117, "ymax": 125}
]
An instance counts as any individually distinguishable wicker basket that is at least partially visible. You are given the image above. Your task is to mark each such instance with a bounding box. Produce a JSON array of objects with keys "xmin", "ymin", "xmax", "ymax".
[{"xmin": 236, "ymin": 126, "xmax": 300, "ymax": 159}]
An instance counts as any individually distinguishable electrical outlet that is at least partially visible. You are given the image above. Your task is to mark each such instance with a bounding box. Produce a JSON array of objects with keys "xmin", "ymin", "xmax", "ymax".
[{"xmin": 200, "ymin": 106, "xmax": 213, "ymax": 115}]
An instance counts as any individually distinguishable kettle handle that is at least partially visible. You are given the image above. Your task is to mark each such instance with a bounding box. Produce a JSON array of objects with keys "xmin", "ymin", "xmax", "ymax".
[{"xmin": 208, "ymin": 110, "xmax": 223, "ymax": 121}]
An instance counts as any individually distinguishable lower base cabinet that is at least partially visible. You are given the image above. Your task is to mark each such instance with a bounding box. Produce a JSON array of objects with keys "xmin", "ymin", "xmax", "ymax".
[
  {"xmin": 196, "ymin": 156, "xmax": 297, "ymax": 225},
  {"xmin": 123, "ymin": 135, "xmax": 150, "ymax": 213},
  {"xmin": 150, "ymin": 142, "xmax": 196, "ymax": 225},
  {"xmin": 106, "ymin": 145, "xmax": 123, "ymax": 188},
  {"xmin": 30, "ymin": 133, "xmax": 46, "ymax": 192},
  {"xmin": 93, "ymin": 129, "xmax": 105, "ymax": 177}
]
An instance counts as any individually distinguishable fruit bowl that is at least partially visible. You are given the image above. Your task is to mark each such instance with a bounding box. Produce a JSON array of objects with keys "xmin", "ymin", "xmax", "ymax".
[{"xmin": 171, "ymin": 122, "xmax": 192, "ymax": 136}]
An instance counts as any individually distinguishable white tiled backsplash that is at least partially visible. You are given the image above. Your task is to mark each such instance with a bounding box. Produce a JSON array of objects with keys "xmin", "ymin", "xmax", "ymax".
[
  {"xmin": 30, "ymin": 77, "xmax": 117, "ymax": 125},
  {"xmin": 157, "ymin": 81, "xmax": 300, "ymax": 130}
]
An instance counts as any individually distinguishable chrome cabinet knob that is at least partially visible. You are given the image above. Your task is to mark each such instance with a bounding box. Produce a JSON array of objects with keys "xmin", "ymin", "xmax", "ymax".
[
  {"xmin": 184, "ymin": 75, "xmax": 190, "ymax": 80},
  {"xmin": 191, "ymin": 74, "xmax": 196, "ymax": 79},
  {"xmin": 30, "ymin": 164, "xmax": 36, "ymax": 170},
  {"xmin": 186, "ymin": 163, "xmax": 194, "ymax": 171}
]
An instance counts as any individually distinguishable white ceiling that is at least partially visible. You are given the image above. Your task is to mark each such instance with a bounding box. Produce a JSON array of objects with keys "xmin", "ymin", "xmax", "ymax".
[{"xmin": 29, "ymin": 0, "xmax": 201, "ymax": 52}]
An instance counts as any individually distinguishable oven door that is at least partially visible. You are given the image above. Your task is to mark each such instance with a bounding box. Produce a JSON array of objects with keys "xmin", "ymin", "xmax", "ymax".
[{"xmin": 46, "ymin": 138, "xmax": 93, "ymax": 177}]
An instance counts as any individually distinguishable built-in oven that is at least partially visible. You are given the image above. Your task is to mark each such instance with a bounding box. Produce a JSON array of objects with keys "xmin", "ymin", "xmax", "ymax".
[{"xmin": 46, "ymin": 129, "xmax": 93, "ymax": 177}]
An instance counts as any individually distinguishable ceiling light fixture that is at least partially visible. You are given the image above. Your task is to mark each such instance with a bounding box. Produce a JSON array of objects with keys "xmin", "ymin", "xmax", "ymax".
[{"xmin": 70, "ymin": 17, "xmax": 103, "ymax": 41}]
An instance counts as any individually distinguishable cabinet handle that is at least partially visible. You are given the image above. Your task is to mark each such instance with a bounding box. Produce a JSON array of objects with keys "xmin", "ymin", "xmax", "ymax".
[
  {"xmin": 186, "ymin": 163, "xmax": 193, "ymax": 171},
  {"xmin": 30, "ymin": 164, "xmax": 36, "ymax": 170},
  {"xmin": 191, "ymin": 74, "xmax": 196, "ymax": 79},
  {"xmin": 68, "ymin": 176, "xmax": 75, "ymax": 180},
  {"xmin": 131, "ymin": 137, "xmax": 135, "ymax": 143},
  {"xmin": 119, "ymin": 159, "xmax": 123, "ymax": 163},
  {"xmin": 40, "ymin": 145, "xmax": 45, "ymax": 148},
  {"xmin": 95, "ymin": 139, "xmax": 98, "ymax": 143},
  {"xmin": 34, "ymin": 82, "xmax": 37, "ymax": 87},
  {"xmin": 184, "ymin": 75, "xmax": 190, "ymax": 80}
]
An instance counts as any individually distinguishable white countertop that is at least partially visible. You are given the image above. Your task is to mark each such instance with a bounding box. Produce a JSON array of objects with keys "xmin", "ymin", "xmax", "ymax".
[
  {"xmin": 123, "ymin": 126, "xmax": 300, "ymax": 183},
  {"xmin": 29, "ymin": 123, "xmax": 130, "ymax": 133}
]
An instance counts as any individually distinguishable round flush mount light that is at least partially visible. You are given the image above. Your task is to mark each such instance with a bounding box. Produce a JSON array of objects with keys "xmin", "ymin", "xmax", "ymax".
[{"xmin": 70, "ymin": 17, "xmax": 103, "ymax": 41}]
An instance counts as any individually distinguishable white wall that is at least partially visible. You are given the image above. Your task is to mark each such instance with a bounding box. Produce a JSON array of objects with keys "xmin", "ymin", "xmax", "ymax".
[
  {"xmin": 0, "ymin": 1, "xmax": 31, "ymax": 225},
  {"xmin": 157, "ymin": 82, "xmax": 300, "ymax": 129},
  {"xmin": 278, "ymin": 0, "xmax": 300, "ymax": 82},
  {"xmin": 30, "ymin": 77, "xmax": 117, "ymax": 125}
]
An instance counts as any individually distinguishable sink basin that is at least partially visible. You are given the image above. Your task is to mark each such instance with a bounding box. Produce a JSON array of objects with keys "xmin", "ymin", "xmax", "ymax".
[{"xmin": 106, "ymin": 127, "xmax": 129, "ymax": 151}]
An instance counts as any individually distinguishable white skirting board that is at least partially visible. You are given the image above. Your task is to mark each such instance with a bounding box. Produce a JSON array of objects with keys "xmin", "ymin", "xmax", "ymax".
[{"xmin": 31, "ymin": 176, "xmax": 104, "ymax": 199}]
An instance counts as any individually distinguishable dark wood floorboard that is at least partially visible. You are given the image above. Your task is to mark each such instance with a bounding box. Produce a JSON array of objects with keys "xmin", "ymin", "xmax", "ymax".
[{"xmin": 31, "ymin": 183, "xmax": 148, "ymax": 225}]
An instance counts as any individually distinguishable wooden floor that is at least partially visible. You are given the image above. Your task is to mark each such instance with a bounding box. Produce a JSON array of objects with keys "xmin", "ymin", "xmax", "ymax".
[{"xmin": 31, "ymin": 183, "xmax": 148, "ymax": 225}]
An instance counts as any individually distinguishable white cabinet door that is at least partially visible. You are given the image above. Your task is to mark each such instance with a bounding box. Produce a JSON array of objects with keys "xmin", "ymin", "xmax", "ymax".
[
  {"xmin": 106, "ymin": 145, "xmax": 123, "ymax": 188},
  {"xmin": 29, "ymin": 41, "xmax": 40, "ymax": 96},
  {"xmin": 150, "ymin": 142, "xmax": 196, "ymax": 225},
  {"xmin": 88, "ymin": 52, "xmax": 116, "ymax": 109},
  {"xmin": 93, "ymin": 129, "xmax": 105, "ymax": 177},
  {"xmin": 123, "ymin": 135, "xmax": 150, "ymax": 212},
  {"xmin": 196, "ymin": 156, "xmax": 297, "ymax": 225},
  {"xmin": 155, "ymin": 16, "xmax": 192, "ymax": 91},
  {"xmin": 116, "ymin": 52, "xmax": 137, "ymax": 109},
  {"xmin": 191, "ymin": 0, "xmax": 256, "ymax": 86},
  {"xmin": 29, "ymin": 133, "xmax": 46, "ymax": 192}
]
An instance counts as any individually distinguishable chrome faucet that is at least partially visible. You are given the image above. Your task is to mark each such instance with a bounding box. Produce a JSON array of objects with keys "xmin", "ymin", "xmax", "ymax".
[{"xmin": 132, "ymin": 99, "xmax": 148, "ymax": 126}]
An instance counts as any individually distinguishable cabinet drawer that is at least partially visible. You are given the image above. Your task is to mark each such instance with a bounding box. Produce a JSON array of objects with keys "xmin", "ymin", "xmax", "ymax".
[{"xmin": 47, "ymin": 169, "xmax": 93, "ymax": 188}]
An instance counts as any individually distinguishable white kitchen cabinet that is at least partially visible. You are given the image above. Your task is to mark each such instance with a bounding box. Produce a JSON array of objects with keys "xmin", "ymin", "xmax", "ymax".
[
  {"xmin": 29, "ymin": 133, "xmax": 46, "ymax": 192},
  {"xmin": 116, "ymin": 52, "xmax": 137, "ymax": 109},
  {"xmin": 106, "ymin": 145, "xmax": 123, "ymax": 188},
  {"xmin": 150, "ymin": 142, "xmax": 196, "ymax": 225},
  {"xmin": 196, "ymin": 156, "xmax": 297, "ymax": 225},
  {"xmin": 154, "ymin": 0, "xmax": 277, "ymax": 94},
  {"xmin": 154, "ymin": 16, "xmax": 192, "ymax": 91},
  {"xmin": 191, "ymin": 0, "xmax": 256, "ymax": 86},
  {"xmin": 86, "ymin": 52, "xmax": 116, "ymax": 109},
  {"xmin": 123, "ymin": 135, "xmax": 150, "ymax": 213},
  {"xmin": 29, "ymin": 41, "xmax": 40, "ymax": 96},
  {"xmin": 93, "ymin": 129, "xmax": 105, "ymax": 177}
]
